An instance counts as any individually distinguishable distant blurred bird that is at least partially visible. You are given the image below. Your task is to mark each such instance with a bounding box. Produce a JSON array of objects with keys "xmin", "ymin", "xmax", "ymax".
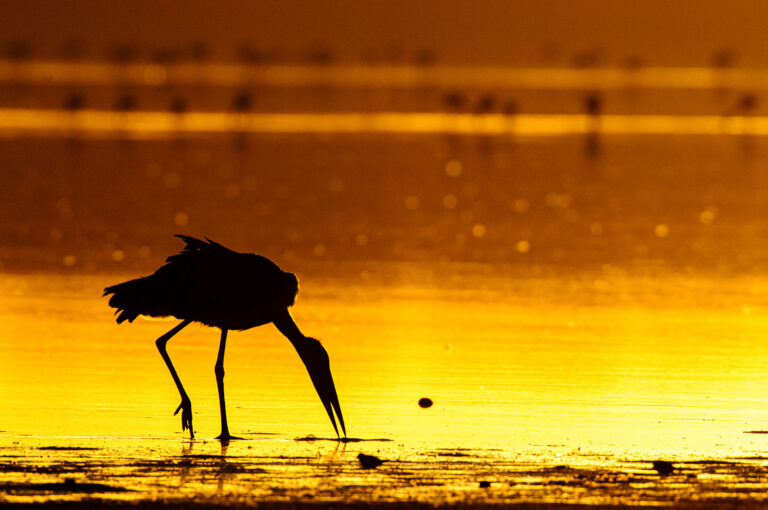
[
  {"xmin": 584, "ymin": 93, "xmax": 602, "ymax": 116},
  {"xmin": 114, "ymin": 94, "xmax": 137, "ymax": 112},
  {"xmin": 103, "ymin": 235, "xmax": 345, "ymax": 441},
  {"xmin": 652, "ymin": 460, "xmax": 674, "ymax": 476},
  {"xmin": 357, "ymin": 453, "xmax": 385, "ymax": 469},
  {"xmin": 63, "ymin": 92, "xmax": 86, "ymax": 111},
  {"xmin": 231, "ymin": 91, "xmax": 254, "ymax": 112},
  {"xmin": 724, "ymin": 92, "xmax": 758, "ymax": 117},
  {"xmin": 474, "ymin": 94, "xmax": 496, "ymax": 114},
  {"xmin": 443, "ymin": 91, "xmax": 467, "ymax": 111},
  {"xmin": 169, "ymin": 97, "xmax": 188, "ymax": 114}
]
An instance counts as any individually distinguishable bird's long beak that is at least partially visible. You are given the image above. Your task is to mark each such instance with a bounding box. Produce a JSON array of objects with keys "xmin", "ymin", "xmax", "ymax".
[{"xmin": 297, "ymin": 339, "xmax": 346, "ymax": 438}]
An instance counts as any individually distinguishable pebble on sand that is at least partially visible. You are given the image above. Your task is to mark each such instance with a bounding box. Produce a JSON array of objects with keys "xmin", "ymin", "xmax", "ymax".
[
  {"xmin": 358, "ymin": 453, "xmax": 385, "ymax": 469},
  {"xmin": 652, "ymin": 460, "xmax": 675, "ymax": 476},
  {"xmin": 418, "ymin": 398, "xmax": 433, "ymax": 408}
]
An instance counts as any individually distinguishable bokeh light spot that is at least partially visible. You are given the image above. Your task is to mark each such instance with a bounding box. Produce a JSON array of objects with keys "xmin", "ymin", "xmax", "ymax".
[
  {"xmin": 545, "ymin": 192, "xmax": 572, "ymax": 209},
  {"xmin": 405, "ymin": 195, "xmax": 420, "ymax": 210},
  {"xmin": 225, "ymin": 183, "xmax": 241, "ymax": 198},
  {"xmin": 174, "ymin": 212, "xmax": 189, "ymax": 227},
  {"xmin": 163, "ymin": 172, "xmax": 180, "ymax": 189},
  {"xmin": 143, "ymin": 64, "xmax": 167, "ymax": 86},
  {"xmin": 445, "ymin": 159, "xmax": 463, "ymax": 177},
  {"xmin": 700, "ymin": 208, "xmax": 716, "ymax": 225},
  {"xmin": 514, "ymin": 198, "xmax": 530, "ymax": 213}
]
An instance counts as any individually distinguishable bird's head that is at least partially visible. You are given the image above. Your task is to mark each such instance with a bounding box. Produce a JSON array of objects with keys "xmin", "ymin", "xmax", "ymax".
[{"xmin": 297, "ymin": 337, "xmax": 346, "ymax": 438}]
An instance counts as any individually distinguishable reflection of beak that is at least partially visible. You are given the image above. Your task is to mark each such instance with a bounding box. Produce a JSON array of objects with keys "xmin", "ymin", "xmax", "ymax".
[{"xmin": 297, "ymin": 338, "xmax": 346, "ymax": 438}]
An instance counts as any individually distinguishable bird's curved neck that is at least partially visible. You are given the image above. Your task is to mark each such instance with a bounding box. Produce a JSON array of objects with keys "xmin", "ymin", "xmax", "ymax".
[{"xmin": 273, "ymin": 310, "xmax": 306, "ymax": 346}]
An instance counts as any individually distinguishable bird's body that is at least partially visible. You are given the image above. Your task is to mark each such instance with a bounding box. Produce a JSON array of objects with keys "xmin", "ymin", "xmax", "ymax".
[
  {"xmin": 104, "ymin": 235, "xmax": 345, "ymax": 441},
  {"xmin": 105, "ymin": 236, "xmax": 298, "ymax": 330}
]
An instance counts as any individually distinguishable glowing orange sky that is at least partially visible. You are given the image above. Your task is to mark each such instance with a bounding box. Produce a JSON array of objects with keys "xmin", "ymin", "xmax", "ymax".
[{"xmin": 2, "ymin": 0, "xmax": 768, "ymax": 67}]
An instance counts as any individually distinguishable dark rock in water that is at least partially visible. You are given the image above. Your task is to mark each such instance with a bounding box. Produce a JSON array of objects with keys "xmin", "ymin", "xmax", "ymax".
[
  {"xmin": 652, "ymin": 460, "xmax": 675, "ymax": 476},
  {"xmin": 479, "ymin": 480, "xmax": 491, "ymax": 488},
  {"xmin": 418, "ymin": 397, "xmax": 433, "ymax": 408},
  {"xmin": 357, "ymin": 453, "xmax": 385, "ymax": 469}
]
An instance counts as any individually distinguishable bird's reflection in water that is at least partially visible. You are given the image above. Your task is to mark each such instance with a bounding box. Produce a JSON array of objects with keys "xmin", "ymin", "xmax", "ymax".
[
  {"xmin": 175, "ymin": 440, "xmax": 237, "ymax": 494},
  {"xmin": 176, "ymin": 441, "xmax": 194, "ymax": 490},
  {"xmin": 216, "ymin": 442, "xmax": 234, "ymax": 494},
  {"xmin": 314, "ymin": 442, "xmax": 347, "ymax": 496}
]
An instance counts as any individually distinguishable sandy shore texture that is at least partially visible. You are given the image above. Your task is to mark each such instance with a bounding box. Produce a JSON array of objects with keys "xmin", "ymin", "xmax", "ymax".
[{"xmin": 4, "ymin": 437, "xmax": 768, "ymax": 508}]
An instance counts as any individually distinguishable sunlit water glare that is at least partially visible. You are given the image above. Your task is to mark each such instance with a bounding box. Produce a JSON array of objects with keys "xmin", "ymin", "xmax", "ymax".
[
  {"xmin": 3, "ymin": 269, "xmax": 768, "ymax": 505},
  {"xmin": 3, "ymin": 118, "xmax": 768, "ymax": 504}
]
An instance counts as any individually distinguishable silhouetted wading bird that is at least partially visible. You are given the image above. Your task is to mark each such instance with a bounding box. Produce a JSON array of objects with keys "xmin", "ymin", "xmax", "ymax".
[{"xmin": 103, "ymin": 235, "xmax": 345, "ymax": 441}]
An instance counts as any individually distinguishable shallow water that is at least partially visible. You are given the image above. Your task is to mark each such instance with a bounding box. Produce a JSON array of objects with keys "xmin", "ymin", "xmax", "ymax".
[
  {"xmin": 3, "ymin": 270, "xmax": 768, "ymax": 505},
  {"xmin": 3, "ymin": 84, "xmax": 768, "ymax": 505}
]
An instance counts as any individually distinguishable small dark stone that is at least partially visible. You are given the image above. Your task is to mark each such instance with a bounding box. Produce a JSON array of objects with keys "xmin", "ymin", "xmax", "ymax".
[
  {"xmin": 652, "ymin": 460, "xmax": 674, "ymax": 476},
  {"xmin": 418, "ymin": 398, "xmax": 433, "ymax": 408},
  {"xmin": 479, "ymin": 480, "xmax": 491, "ymax": 488},
  {"xmin": 357, "ymin": 453, "xmax": 385, "ymax": 469}
]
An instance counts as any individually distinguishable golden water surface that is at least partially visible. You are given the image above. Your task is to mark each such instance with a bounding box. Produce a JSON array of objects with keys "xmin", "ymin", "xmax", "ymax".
[
  {"xmin": 3, "ymin": 268, "xmax": 768, "ymax": 505},
  {"xmin": 3, "ymin": 58, "xmax": 768, "ymax": 504}
]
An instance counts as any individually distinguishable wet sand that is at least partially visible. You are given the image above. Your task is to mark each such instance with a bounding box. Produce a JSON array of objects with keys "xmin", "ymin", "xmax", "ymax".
[
  {"xmin": 4, "ymin": 269, "xmax": 768, "ymax": 507},
  {"xmin": 4, "ymin": 435, "xmax": 768, "ymax": 508}
]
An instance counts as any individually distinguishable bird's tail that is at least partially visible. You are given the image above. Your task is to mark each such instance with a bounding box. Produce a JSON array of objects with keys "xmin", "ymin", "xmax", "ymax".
[{"xmin": 103, "ymin": 276, "xmax": 161, "ymax": 324}]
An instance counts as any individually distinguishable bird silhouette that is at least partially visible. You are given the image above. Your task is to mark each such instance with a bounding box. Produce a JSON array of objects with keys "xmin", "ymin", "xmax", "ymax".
[{"xmin": 103, "ymin": 235, "xmax": 345, "ymax": 441}]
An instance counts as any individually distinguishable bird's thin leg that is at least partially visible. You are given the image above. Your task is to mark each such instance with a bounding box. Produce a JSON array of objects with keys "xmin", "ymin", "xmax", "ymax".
[
  {"xmin": 156, "ymin": 319, "xmax": 194, "ymax": 438},
  {"xmin": 215, "ymin": 328, "xmax": 237, "ymax": 441}
]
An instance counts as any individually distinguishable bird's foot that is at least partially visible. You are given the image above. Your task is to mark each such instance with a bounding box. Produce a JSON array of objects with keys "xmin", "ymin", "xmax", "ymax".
[
  {"xmin": 215, "ymin": 432, "xmax": 242, "ymax": 443},
  {"xmin": 174, "ymin": 398, "xmax": 194, "ymax": 439}
]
